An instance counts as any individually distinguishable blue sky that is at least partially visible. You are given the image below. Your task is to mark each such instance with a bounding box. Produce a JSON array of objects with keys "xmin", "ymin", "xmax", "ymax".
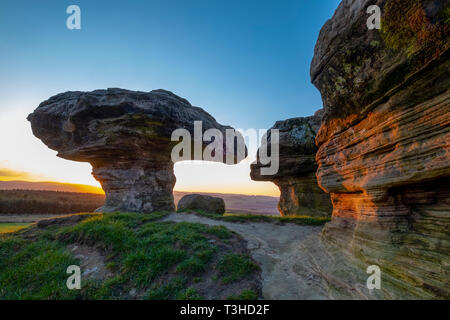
[{"xmin": 0, "ymin": 0, "xmax": 341, "ymax": 195}]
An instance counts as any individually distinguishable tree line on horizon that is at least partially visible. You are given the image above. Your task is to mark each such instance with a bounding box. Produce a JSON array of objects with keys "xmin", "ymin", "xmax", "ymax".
[{"xmin": 0, "ymin": 190, "xmax": 105, "ymax": 214}]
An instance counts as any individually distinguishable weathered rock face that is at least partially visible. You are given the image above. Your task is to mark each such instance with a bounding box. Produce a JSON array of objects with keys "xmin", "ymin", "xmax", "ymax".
[
  {"xmin": 250, "ymin": 111, "xmax": 332, "ymax": 217},
  {"xmin": 28, "ymin": 88, "xmax": 246, "ymax": 213},
  {"xmin": 311, "ymin": 0, "xmax": 449, "ymax": 298},
  {"xmin": 177, "ymin": 194, "xmax": 225, "ymax": 215}
]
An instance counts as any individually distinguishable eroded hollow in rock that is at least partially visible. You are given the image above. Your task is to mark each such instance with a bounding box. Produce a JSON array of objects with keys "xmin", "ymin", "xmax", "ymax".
[{"xmin": 28, "ymin": 88, "xmax": 247, "ymax": 213}]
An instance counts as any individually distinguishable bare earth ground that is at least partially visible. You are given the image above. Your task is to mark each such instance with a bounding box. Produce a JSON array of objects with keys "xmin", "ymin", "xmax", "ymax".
[
  {"xmin": 68, "ymin": 244, "xmax": 114, "ymax": 281},
  {"xmin": 163, "ymin": 213, "xmax": 371, "ymax": 300}
]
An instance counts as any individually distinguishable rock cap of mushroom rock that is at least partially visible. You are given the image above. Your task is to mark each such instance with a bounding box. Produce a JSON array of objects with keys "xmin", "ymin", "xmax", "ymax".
[
  {"xmin": 27, "ymin": 88, "xmax": 246, "ymax": 164},
  {"xmin": 28, "ymin": 88, "xmax": 247, "ymax": 213},
  {"xmin": 251, "ymin": 109, "xmax": 323, "ymax": 181},
  {"xmin": 250, "ymin": 110, "xmax": 332, "ymax": 217}
]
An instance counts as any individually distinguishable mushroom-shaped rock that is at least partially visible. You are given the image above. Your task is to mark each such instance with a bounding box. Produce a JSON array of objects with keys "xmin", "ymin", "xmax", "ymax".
[
  {"xmin": 250, "ymin": 110, "xmax": 332, "ymax": 217},
  {"xmin": 177, "ymin": 194, "xmax": 225, "ymax": 215},
  {"xmin": 28, "ymin": 88, "xmax": 246, "ymax": 213}
]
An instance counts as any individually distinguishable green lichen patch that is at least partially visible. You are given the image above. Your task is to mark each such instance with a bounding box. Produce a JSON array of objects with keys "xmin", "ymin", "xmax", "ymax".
[{"xmin": 381, "ymin": 0, "xmax": 449, "ymax": 58}]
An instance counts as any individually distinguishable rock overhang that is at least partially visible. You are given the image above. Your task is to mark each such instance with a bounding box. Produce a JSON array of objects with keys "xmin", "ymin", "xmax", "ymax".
[
  {"xmin": 250, "ymin": 110, "xmax": 332, "ymax": 217},
  {"xmin": 28, "ymin": 88, "xmax": 247, "ymax": 163},
  {"xmin": 28, "ymin": 88, "xmax": 248, "ymax": 213}
]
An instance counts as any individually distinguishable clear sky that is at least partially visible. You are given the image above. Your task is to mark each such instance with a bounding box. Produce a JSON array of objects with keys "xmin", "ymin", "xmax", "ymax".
[{"xmin": 0, "ymin": 0, "xmax": 340, "ymax": 196}]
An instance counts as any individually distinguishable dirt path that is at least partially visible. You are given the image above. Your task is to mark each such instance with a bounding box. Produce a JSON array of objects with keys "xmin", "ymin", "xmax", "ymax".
[{"xmin": 163, "ymin": 213, "xmax": 354, "ymax": 300}]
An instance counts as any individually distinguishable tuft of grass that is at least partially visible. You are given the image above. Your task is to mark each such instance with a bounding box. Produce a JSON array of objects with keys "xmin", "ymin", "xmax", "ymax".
[
  {"xmin": 238, "ymin": 289, "xmax": 259, "ymax": 300},
  {"xmin": 144, "ymin": 278, "xmax": 202, "ymax": 300},
  {"xmin": 218, "ymin": 253, "xmax": 260, "ymax": 284},
  {"xmin": 177, "ymin": 288, "xmax": 203, "ymax": 300},
  {"xmin": 192, "ymin": 277, "xmax": 201, "ymax": 283},
  {"xmin": 227, "ymin": 289, "xmax": 259, "ymax": 300},
  {"xmin": 176, "ymin": 256, "xmax": 209, "ymax": 275},
  {"xmin": 0, "ymin": 237, "xmax": 81, "ymax": 299},
  {"xmin": 204, "ymin": 225, "xmax": 233, "ymax": 239},
  {"xmin": 145, "ymin": 276, "xmax": 187, "ymax": 300}
]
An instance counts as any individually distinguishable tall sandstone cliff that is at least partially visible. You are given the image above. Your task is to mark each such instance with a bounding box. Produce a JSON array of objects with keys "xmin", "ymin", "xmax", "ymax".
[{"xmin": 311, "ymin": 0, "xmax": 449, "ymax": 298}]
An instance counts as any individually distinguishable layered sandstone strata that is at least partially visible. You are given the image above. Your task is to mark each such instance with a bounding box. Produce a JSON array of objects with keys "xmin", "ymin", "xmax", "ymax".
[
  {"xmin": 251, "ymin": 111, "xmax": 332, "ymax": 217},
  {"xmin": 311, "ymin": 0, "xmax": 449, "ymax": 298},
  {"xmin": 28, "ymin": 88, "xmax": 246, "ymax": 213}
]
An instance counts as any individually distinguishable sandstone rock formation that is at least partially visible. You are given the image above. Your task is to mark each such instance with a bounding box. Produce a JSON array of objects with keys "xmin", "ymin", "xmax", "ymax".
[
  {"xmin": 28, "ymin": 88, "xmax": 246, "ymax": 213},
  {"xmin": 177, "ymin": 194, "xmax": 225, "ymax": 215},
  {"xmin": 311, "ymin": 0, "xmax": 449, "ymax": 298},
  {"xmin": 250, "ymin": 111, "xmax": 332, "ymax": 217}
]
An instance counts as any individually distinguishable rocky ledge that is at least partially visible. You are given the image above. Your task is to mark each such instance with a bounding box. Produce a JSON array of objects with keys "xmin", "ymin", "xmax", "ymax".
[
  {"xmin": 250, "ymin": 110, "xmax": 332, "ymax": 217},
  {"xmin": 311, "ymin": 0, "xmax": 449, "ymax": 298},
  {"xmin": 28, "ymin": 88, "xmax": 246, "ymax": 213}
]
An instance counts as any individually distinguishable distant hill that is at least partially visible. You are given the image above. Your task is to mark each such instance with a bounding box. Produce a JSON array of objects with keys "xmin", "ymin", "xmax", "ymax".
[
  {"xmin": 0, "ymin": 180, "xmax": 104, "ymax": 194},
  {"xmin": 0, "ymin": 190, "xmax": 105, "ymax": 214},
  {"xmin": 0, "ymin": 180, "xmax": 280, "ymax": 215}
]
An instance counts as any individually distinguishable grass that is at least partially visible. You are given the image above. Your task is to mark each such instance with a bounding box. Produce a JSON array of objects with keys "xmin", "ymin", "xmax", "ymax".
[
  {"xmin": 185, "ymin": 209, "xmax": 330, "ymax": 226},
  {"xmin": 0, "ymin": 223, "xmax": 32, "ymax": 234},
  {"xmin": 0, "ymin": 237, "xmax": 81, "ymax": 299},
  {"xmin": 144, "ymin": 276, "xmax": 202, "ymax": 300},
  {"xmin": 227, "ymin": 289, "xmax": 259, "ymax": 300},
  {"xmin": 0, "ymin": 211, "xmax": 260, "ymax": 300},
  {"xmin": 218, "ymin": 253, "xmax": 260, "ymax": 284}
]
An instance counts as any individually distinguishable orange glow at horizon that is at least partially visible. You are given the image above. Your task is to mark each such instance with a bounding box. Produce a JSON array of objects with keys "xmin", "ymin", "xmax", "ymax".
[
  {"xmin": 0, "ymin": 110, "xmax": 280, "ymax": 198},
  {"xmin": 0, "ymin": 165, "xmax": 279, "ymax": 197}
]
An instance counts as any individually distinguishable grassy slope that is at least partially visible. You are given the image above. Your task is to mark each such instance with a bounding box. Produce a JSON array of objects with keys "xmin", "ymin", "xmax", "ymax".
[{"xmin": 0, "ymin": 212, "xmax": 260, "ymax": 300}]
